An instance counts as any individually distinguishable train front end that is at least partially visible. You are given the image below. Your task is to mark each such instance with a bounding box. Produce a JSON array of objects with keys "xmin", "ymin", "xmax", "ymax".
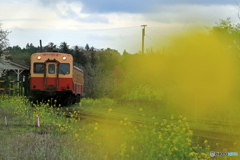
[{"xmin": 30, "ymin": 52, "xmax": 73, "ymax": 104}]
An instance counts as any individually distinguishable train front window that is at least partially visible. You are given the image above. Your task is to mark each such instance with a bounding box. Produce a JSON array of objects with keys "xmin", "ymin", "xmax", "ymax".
[
  {"xmin": 48, "ymin": 64, "xmax": 55, "ymax": 74},
  {"xmin": 59, "ymin": 63, "xmax": 70, "ymax": 75},
  {"xmin": 34, "ymin": 63, "xmax": 44, "ymax": 74}
]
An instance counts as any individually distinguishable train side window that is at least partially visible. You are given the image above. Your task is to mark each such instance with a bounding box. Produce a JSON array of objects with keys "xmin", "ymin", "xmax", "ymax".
[
  {"xmin": 34, "ymin": 63, "xmax": 44, "ymax": 74},
  {"xmin": 48, "ymin": 64, "xmax": 55, "ymax": 74},
  {"xmin": 59, "ymin": 63, "xmax": 70, "ymax": 74}
]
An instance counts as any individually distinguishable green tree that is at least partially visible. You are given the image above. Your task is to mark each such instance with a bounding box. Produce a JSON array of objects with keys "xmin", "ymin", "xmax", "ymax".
[
  {"xmin": 28, "ymin": 43, "xmax": 38, "ymax": 53},
  {"xmin": 74, "ymin": 45, "xmax": 87, "ymax": 66},
  {"xmin": 12, "ymin": 45, "xmax": 21, "ymax": 52},
  {"xmin": 59, "ymin": 42, "xmax": 70, "ymax": 53},
  {"xmin": 26, "ymin": 43, "xmax": 30, "ymax": 50},
  {"xmin": 83, "ymin": 62, "xmax": 115, "ymax": 98},
  {"xmin": 5, "ymin": 43, "xmax": 35, "ymax": 66},
  {"xmin": 90, "ymin": 46, "xmax": 97, "ymax": 65},
  {"xmin": 46, "ymin": 42, "xmax": 57, "ymax": 52},
  {"xmin": 97, "ymin": 48, "xmax": 122, "ymax": 72},
  {"xmin": 85, "ymin": 43, "xmax": 90, "ymax": 52},
  {"xmin": 207, "ymin": 17, "xmax": 240, "ymax": 52}
]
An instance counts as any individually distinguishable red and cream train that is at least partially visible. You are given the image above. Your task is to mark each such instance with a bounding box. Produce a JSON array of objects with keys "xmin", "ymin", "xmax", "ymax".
[{"xmin": 30, "ymin": 52, "xmax": 84, "ymax": 105}]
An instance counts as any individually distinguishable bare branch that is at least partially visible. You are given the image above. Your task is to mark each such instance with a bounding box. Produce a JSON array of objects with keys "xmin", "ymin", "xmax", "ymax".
[
  {"xmin": 235, "ymin": 1, "xmax": 240, "ymax": 19},
  {"xmin": 0, "ymin": 23, "xmax": 11, "ymax": 51}
]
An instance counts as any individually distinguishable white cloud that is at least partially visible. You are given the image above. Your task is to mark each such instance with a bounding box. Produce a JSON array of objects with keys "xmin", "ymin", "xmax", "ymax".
[
  {"xmin": 1, "ymin": 1, "xmax": 240, "ymax": 54},
  {"xmin": 145, "ymin": 5, "xmax": 239, "ymax": 25}
]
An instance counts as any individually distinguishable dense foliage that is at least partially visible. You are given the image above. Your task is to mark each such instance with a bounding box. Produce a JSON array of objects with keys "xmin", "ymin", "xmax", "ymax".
[
  {"xmin": 1, "ymin": 18, "xmax": 240, "ymax": 159},
  {"xmin": 2, "ymin": 18, "xmax": 240, "ymax": 102},
  {"xmin": 0, "ymin": 95, "xmax": 215, "ymax": 159}
]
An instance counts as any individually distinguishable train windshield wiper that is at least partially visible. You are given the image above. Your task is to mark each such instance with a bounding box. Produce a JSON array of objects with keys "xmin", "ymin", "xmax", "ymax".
[{"xmin": 61, "ymin": 69, "xmax": 65, "ymax": 75}]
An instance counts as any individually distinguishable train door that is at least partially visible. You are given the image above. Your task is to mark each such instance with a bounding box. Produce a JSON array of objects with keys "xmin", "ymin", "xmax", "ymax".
[{"xmin": 45, "ymin": 62, "xmax": 58, "ymax": 91}]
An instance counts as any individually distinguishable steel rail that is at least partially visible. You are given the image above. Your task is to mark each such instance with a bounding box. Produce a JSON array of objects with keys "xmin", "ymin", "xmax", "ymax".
[{"xmin": 63, "ymin": 108, "xmax": 240, "ymax": 143}]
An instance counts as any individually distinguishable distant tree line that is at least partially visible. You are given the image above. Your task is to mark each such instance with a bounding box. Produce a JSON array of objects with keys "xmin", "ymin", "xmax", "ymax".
[
  {"xmin": 2, "ymin": 18, "xmax": 240, "ymax": 99},
  {"xmin": 4, "ymin": 41, "xmax": 124, "ymax": 98}
]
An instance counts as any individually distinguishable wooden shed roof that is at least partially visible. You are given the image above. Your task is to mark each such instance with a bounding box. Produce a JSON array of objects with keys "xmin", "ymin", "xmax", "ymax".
[{"xmin": 0, "ymin": 51, "xmax": 30, "ymax": 70}]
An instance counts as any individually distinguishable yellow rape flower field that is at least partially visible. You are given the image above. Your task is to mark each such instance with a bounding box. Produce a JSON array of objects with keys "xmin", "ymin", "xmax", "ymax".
[{"xmin": 0, "ymin": 95, "xmax": 239, "ymax": 159}]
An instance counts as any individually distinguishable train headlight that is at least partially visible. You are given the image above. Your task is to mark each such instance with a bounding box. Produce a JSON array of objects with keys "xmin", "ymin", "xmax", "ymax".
[
  {"xmin": 37, "ymin": 56, "xmax": 41, "ymax": 60},
  {"xmin": 63, "ymin": 56, "xmax": 66, "ymax": 60}
]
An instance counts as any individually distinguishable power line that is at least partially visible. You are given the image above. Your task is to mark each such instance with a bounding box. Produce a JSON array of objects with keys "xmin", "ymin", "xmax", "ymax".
[
  {"xmin": 106, "ymin": 26, "xmax": 140, "ymax": 30},
  {"xmin": 145, "ymin": 34, "xmax": 159, "ymax": 46},
  {"xmin": 76, "ymin": 26, "xmax": 139, "ymax": 33},
  {"xmin": 147, "ymin": 27, "xmax": 168, "ymax": 37},
  {"xmin": 44, "ymin": 26, "xmax": 140, "ymax": 33}
]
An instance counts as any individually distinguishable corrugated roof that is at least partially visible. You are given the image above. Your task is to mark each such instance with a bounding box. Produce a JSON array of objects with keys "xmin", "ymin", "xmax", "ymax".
[
  {"xmin": 0, "ymin": 51, "xmax": 30, "ymax": 70},
  {"xmin": 74, "ymin": 66, "xmax": 84, "ymax": 73},
  {"xmin": 10, "ymin": 61, "xmax": 30, "ymax": 70}
]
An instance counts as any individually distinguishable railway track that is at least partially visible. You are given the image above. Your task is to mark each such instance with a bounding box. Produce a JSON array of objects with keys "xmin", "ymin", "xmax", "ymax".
[
  {"xmin": 62, "ymin": 107, "xmax": 240, "ymax": 143},
  {"xmin": 78, "ymin": 100, "xmax": 240, "ymax": 129}
]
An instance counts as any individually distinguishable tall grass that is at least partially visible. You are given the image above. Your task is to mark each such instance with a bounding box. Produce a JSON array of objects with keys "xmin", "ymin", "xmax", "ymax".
[{"xmin": 1, "ymin": 95, "xmax": 239, "ymax": 159}]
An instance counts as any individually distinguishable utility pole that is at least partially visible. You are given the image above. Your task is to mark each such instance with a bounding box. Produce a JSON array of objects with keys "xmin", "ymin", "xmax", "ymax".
[
  {"xmin": 40, "ymin": 40, "xmax": 43, "ymax": 52},
  {"xmin": 141, "ymin": 25, "xmax": 147, "ymax": 54}
]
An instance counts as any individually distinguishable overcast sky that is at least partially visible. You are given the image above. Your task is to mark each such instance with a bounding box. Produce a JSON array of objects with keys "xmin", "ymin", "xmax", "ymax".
[{"xmin": 0, "ymin": 0, "xmax": 239, "ymax": 54}]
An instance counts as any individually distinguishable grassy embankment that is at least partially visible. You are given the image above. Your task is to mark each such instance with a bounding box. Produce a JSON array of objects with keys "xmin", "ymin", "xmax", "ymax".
[
  {"xmin": 77, "ymin": 85, "xmax": 240, "ymax": 136},
  {"xmin": 1, "ymin": 95, "xmax": 239, "ymax": 159}
]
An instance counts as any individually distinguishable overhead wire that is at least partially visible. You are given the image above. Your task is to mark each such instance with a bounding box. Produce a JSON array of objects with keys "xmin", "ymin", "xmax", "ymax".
[
  {"xmin": 46, "ymin": 26, "xmax": 140, "ymax": 33},
  {"xmin": 145, "ymin": 34, "xmax": 159, "ymax": 46},
  {"xmin": 147, "ymin": 27, "xmax": 168, "ymax": 37}
]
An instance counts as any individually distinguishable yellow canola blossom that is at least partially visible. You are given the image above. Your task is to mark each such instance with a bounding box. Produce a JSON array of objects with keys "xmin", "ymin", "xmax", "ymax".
[
  {"xmin": 204, "ymin": 140, "xmax": 208, "ymax": 144},
  {"xmin": 189, "ymin": 152, "xmax": 195, "ymax": 157},
  {"xmin": 201, "ymin": 153, "xmax": 207, "ymax": 158}
]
